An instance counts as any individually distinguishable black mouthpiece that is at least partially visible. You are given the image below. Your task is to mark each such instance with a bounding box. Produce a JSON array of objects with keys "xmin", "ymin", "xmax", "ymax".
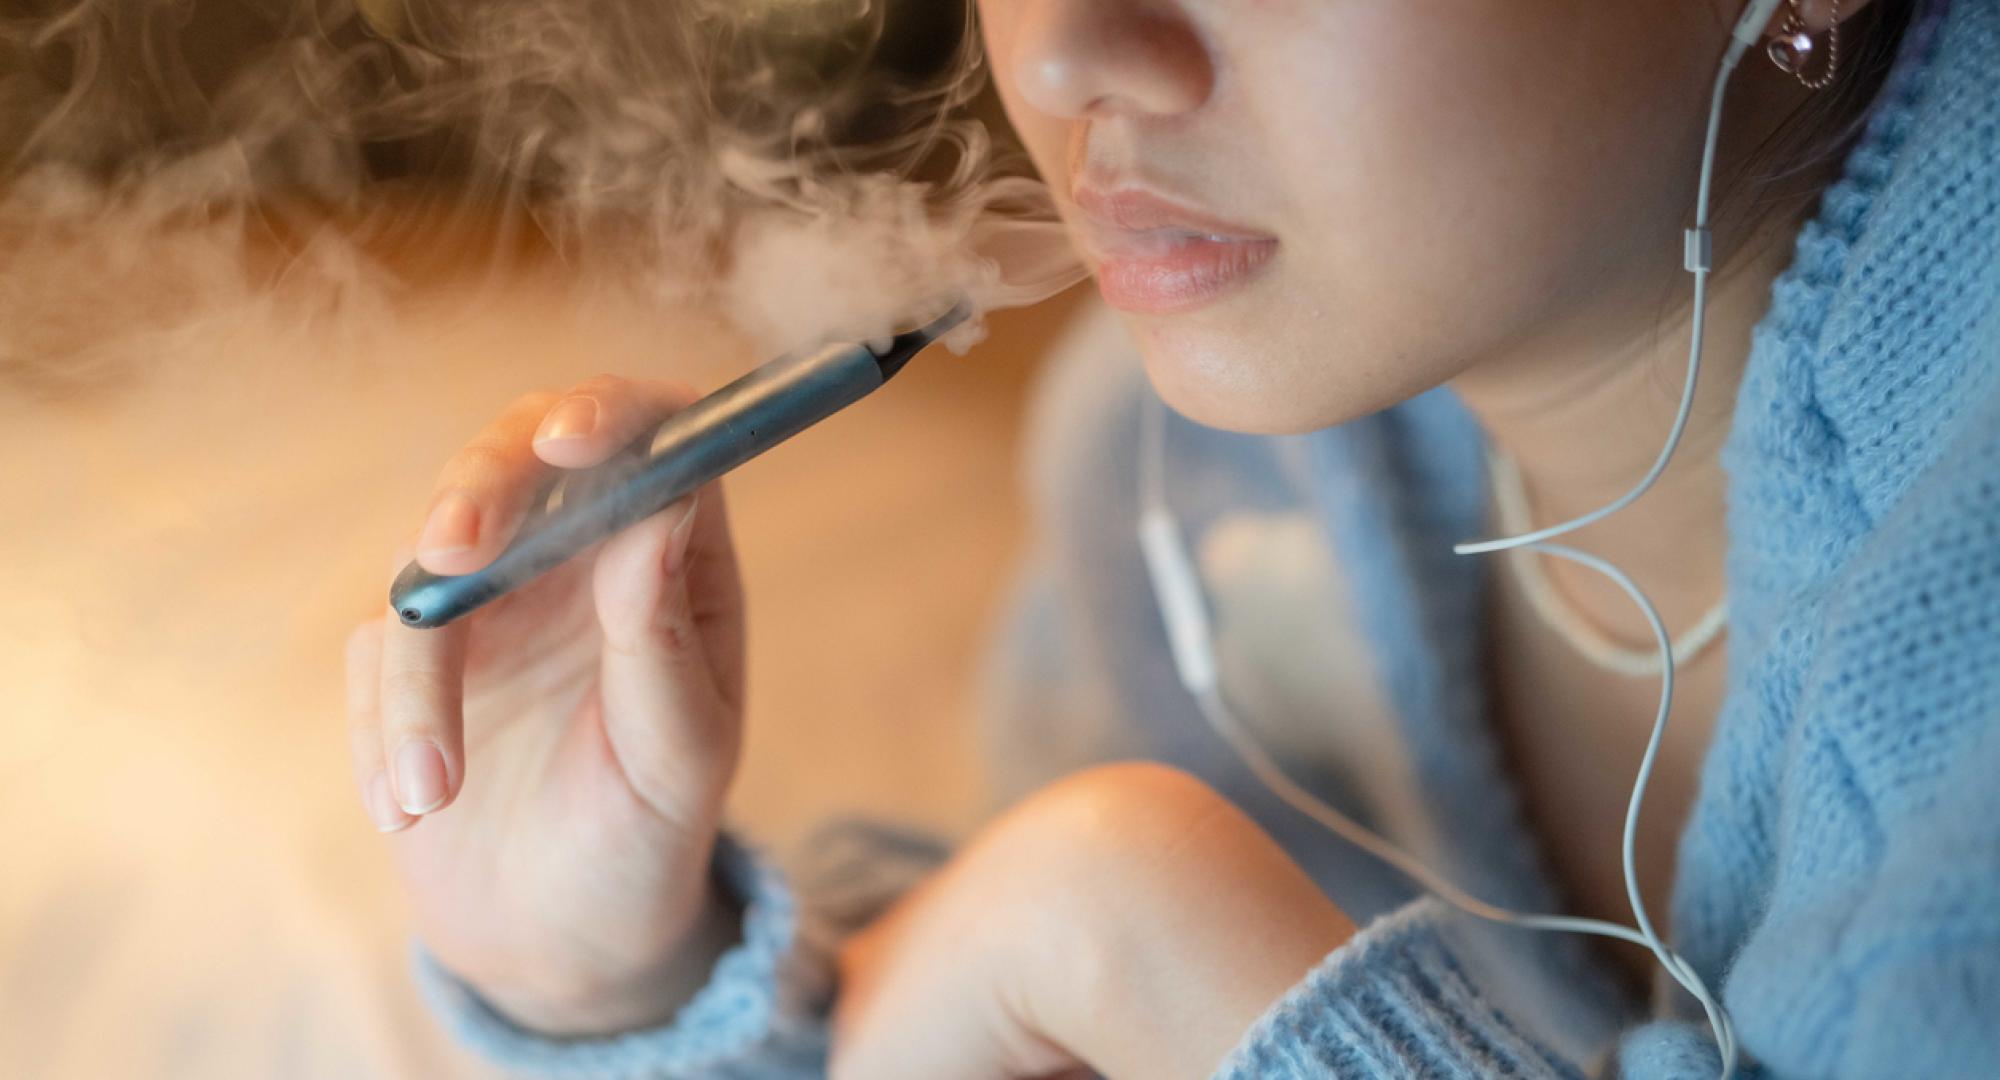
[{"xmin": 872, "ymin": 302, "xmax": 971, "ymax": 381}]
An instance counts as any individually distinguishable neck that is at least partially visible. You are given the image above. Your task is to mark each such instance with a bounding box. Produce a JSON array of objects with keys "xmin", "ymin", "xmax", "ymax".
[{"xmin": 1450, "ymin": 230, "xmax": 1796, "ymax": 648}]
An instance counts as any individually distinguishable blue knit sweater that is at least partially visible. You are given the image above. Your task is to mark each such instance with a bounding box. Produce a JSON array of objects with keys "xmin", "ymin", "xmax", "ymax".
[{"xmin": 420, "ymin": 1, "xmax": 2000, "ymax": 1074}]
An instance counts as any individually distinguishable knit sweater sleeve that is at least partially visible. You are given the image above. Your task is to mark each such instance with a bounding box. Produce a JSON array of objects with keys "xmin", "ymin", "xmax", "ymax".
[
  {"xmin": 1216, "ymin": 730, "xmax": 2000, "ymax": 1080},
  {"xmin": 414, "ymin": 834, "xmax": 835, "ymax": 1079},
  {"xmin": 1213, "ymin": 898, "xmax": 1589, "ymax": 1080}
]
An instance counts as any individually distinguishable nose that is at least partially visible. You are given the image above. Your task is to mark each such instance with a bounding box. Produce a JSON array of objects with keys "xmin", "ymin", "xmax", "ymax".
[{"xmin": 1009, "ymin": 0, "xmax": 1213, "ymax": 120}]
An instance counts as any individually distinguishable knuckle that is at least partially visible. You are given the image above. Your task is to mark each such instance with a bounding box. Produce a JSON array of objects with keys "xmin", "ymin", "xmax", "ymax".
[
  {"xmin": 571, "ymin": 373, "xmax": 628, "ymax": 399},
  {"xmin": 646, "ymin": 595, "xmax": 705, "ymax": 658},
  {"xmin": 448, "ymin": 440, "xmax": 513, "ymax": 484},
  {"xmin": 655, "ymin": 603, "xmax": 703, "ymax": 655},
  {"xmin": 346, "ymin": 723, "xmax": 383, "ymax": 762},
  {"xmin": 513, "ymin": 389, "xmax": 562, "ymax": 415},
  {"xmin": 345, "ymin": 620, "xmax": 382, "ymax": 669},
  {"xmin": 603, "ymin": 600, "xmax": 699, "ymax": 661}
]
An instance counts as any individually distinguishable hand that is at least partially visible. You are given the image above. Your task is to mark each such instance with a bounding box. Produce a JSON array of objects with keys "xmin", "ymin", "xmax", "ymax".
[
  {"xmin": 831, "ymin": 763, "xmax": 1355, "ymax": 1080},
  {"xmin": 343, "ymin": 375, "xmax": 747, "ymax": 1036}
]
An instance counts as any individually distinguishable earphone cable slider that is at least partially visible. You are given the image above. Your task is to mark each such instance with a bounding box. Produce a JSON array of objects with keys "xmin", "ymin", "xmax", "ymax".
[{"xmin": 1685, "ymin": 228, "xmax": 1714, "ymax": 274}]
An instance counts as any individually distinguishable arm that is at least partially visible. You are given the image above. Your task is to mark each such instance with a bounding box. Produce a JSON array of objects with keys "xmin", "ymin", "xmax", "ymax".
[
  {"xmin": 833, "ymin": 763, "xmax": 1592, "ymax": 1080},
  {"xmin": 831, "ymin": 762, "xmax": 1356, "ymax": 1079},
  {"xmin": 833, "ymin": 723, "xmax": 2000, "ymax": 1080}
]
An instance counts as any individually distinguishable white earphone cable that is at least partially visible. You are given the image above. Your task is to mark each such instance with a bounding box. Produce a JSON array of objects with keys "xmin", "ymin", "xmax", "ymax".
[
  {"xmin": 1452, "ymin": 49, "xmax": 1735, "ymax": 559},
  {"xmin": 1140, "ymin": 403, "xmax": 1738, "ymax": 1076},
  {"xmin": 1135, "ymin": 13, "xmax": 1774, "ymax": 1074}
]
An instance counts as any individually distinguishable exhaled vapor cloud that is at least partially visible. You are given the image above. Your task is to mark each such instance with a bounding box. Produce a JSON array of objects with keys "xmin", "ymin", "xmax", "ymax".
[{"xmin": 0, "ymin": 0, "xmax": 1085, "ymax": 393}]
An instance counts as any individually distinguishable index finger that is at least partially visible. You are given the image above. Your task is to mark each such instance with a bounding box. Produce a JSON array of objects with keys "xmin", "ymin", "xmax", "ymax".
[{"xmin": 376, "ymin": 601, "xmax": 469, "ymax": 819}]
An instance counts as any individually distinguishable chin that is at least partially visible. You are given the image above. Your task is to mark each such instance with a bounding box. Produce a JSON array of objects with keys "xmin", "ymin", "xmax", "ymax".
[{"xmin": 1128, "ymin": 316, "xmax": 1349, "ymax": 437}]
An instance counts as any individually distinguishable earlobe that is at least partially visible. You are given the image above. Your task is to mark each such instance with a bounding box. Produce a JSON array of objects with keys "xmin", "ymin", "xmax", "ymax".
[{"xmin": 1760, "ymin": 0, "xmax": 1877, "ymax": 35}]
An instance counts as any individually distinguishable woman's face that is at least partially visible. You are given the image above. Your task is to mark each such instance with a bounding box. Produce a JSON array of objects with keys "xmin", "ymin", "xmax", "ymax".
[{"xmin": 978, "ymin": 0, "xmax": 1771, "ymax": 434}]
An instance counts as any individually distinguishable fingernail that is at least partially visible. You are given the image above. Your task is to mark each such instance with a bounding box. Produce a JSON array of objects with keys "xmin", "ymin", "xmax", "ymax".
[
  {"xmin": 534, "ymin": 397, "xmax": 599, "ymax": 444},
  {"xmin": 395, "ymin": 740, "xmax": 450, "ymax": 815},
  {"xmin": 418, "ymin": 492, "xmax": 480, "ymax": 557},
  {"xmin": 366, "ymin": 771, "xmax": 414, "ymax": 833}
]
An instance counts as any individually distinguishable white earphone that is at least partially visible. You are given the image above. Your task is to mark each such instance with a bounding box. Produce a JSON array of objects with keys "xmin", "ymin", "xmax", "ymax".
[{"xmin": 1138, "ymin": 3, "xmax": 1786, "ymax": 1076}]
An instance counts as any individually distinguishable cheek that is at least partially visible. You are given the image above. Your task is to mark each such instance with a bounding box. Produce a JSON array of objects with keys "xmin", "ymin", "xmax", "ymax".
[
  {"xmin": 980, "ymin": 1, "xmax": 1075, "ymax": 200},
  {"xmin": 1142, "ymin": 3, "xmax": 1706, "ymax": 434},
  {"xmin": 1270, "ymin": 14, "xmax": 1589, "ymax": 405},
  {"xmin": 991, "ymin": 96, "xmax": 1074, "ymax": 211}
]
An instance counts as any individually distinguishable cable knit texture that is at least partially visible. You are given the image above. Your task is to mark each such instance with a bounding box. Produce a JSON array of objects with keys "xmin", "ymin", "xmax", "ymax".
[{"xmin": 421, "ymin": 1, "xmax": 2000, "ymax": 1075}]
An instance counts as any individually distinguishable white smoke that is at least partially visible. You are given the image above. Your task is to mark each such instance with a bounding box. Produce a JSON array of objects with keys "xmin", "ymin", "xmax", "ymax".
[{"xmin": 0, "ymin": 0, "xmax": 1085, "ymax": 392}]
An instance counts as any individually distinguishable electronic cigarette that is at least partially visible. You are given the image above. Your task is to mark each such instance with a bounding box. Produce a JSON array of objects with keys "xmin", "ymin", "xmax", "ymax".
[{"xmin": 390, "ymin": 303, "xmax": 968, "ymax": 629}]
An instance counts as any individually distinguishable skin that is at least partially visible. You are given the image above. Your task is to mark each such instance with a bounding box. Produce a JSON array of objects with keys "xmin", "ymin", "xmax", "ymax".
[
  {"xmin": 833, "ymin": 764, "xmax": 1353, "ymax": 1080},
  {"xmin": 345, "ymin": 0, "xmax": 1876, "ymax": 1073},
  {"xmin": 973, "ymin": 0, "xmax": 1862, "ymax": 992},
  {"xmin": 346, "ymin": 378, "xmax": 749, "ymax": 1033}
]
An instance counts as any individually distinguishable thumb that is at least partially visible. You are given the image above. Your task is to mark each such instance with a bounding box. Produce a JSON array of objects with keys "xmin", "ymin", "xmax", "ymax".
[{"xmin": 590, "ymin": 493, "xmax": 741, "ymax": 822}]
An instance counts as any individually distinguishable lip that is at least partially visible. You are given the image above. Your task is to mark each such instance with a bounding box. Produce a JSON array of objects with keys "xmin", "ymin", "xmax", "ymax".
[{"xmin": 1071, "ymin": 186, "xmax": 1278, "ymax": 315}]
